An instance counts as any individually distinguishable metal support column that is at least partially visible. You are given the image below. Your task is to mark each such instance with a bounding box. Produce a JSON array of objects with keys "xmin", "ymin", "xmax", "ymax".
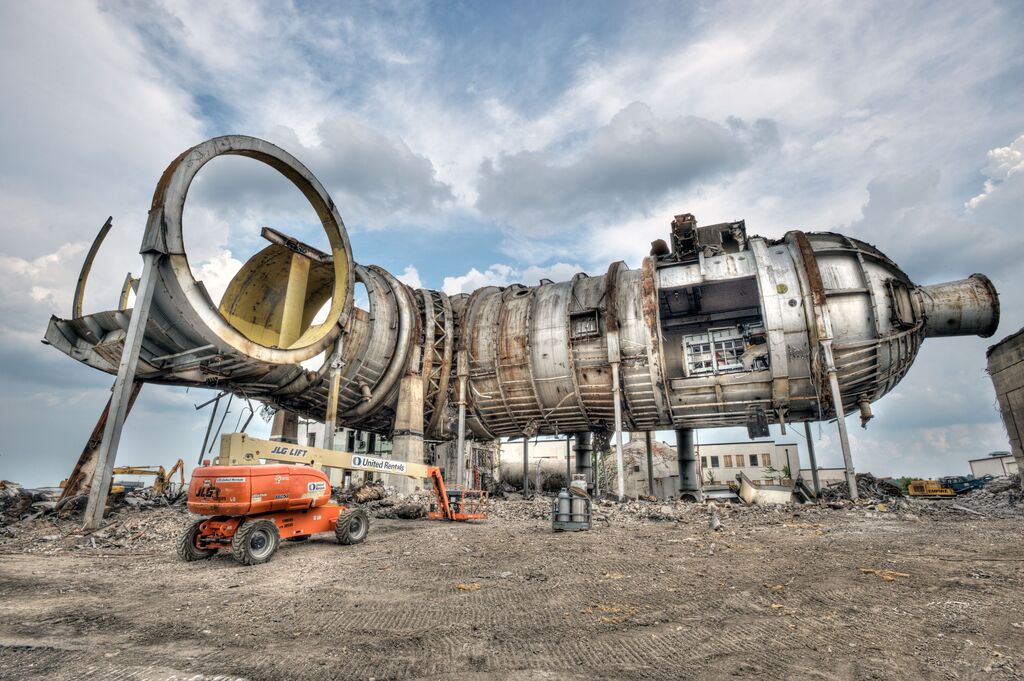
[
  {"xmin": 675, "ymin": 427, "xmax": 702, "ymax": 502},
  {"xmin": 565, "ymin": 435, "xmax": 572, "ymax": 486},
  {"xmin": 645, "ymin": 431, "xmax": 655, "ymax": 497},
  {"xmin": 522, "ymin": 437, "xmax": 529, "ymax": 497},
  {"xmin": 323, "ymin": 345, "xmax": 343, "ymax": 451},
  {"xmin": 574, "ymin": 432, "xmax": 593, "ymax": 493},
  {"xmin": 821, "ymin": 340, "xmax": 858, "ymax": 500},
  {"xmin": 455, "ymin": 350, "xmax": 468, "ymax": 487},
  {"xmin": 804, "ymin": 421, "xmax": 822, "ymax": 497},
  {"xmin": 83, "ymin": 251, "xmax": 160, "ymax": 530},
  {"xmin": 610, "ymin": 358, "xmax": 626, "ymax": 501}
]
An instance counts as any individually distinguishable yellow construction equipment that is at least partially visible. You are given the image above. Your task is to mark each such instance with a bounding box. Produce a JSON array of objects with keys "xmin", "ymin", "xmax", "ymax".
[
  {"xmin": 906, "ymin": 479, "xmax": 956, "ymax": 498},
  {"xmin": 60, "ymin": 459, "xmax": 186, "ymax": 496}
]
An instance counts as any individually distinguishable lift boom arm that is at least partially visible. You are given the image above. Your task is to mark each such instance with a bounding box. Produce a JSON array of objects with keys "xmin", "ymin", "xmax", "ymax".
[{"xmin": 213, "ymin": 433, "xmax": 486, "ymax": 521}]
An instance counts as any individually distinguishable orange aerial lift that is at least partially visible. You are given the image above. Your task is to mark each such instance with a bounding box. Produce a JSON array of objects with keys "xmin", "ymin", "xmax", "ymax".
[{"xmin": 178, "ymin": 433, "xmax": 486, "ymax": 565}]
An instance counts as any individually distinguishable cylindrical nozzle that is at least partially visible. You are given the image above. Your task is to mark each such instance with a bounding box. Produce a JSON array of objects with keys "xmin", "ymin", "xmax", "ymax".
[{"xmin": 918, "ymin": 274, "xmax": 999, "ymax": 338}]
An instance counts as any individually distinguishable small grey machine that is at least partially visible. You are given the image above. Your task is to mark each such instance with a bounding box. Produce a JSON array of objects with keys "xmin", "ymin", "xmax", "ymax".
[{"xmin": 552, "ymin": 475, "xmax": 592, "ymax": 531}]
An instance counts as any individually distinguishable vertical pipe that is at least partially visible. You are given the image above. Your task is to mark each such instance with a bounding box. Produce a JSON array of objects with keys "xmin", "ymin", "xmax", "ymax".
[
  {"xmin": 821, "ymin": 340, "xmax": 858, "ymax": 500},
  {"xmin": 611, "ymin": 361, "xmax": 626, "ymax": 501},
  {"xmin": 522, "ymin": 437, "xmax": 529, "ymax": 497},
  {"xmin": 323, "ymin": 358, "xmax": 342, "ymax": 451},
  {"xmin": 574, "ymin": 432, "xmax": 593, "ymax": 493},
  {"xmin": 83, "ymin": 251, "xmax": 159, "ymax": 530},
  {"xmin": 455, "ymin": 351, "xmax": 467, "ymax": 487},
  {"xmin": 675, "ymin": 427, "xmax": 702, "ymax": 501},
  {"xmin": 197, "ymin": 393, "xmax": 223, "ymax": 464},
  {"xmin": 565, "ymin": 435, "xmax": 572, "ymax": 487},
  {"xmin": 645, "ymin": 431, "xmax": 655, "ymax": 497},
  {"xmin": 804, "ymin": 421, "xmax": 821, "ymax": 496}
]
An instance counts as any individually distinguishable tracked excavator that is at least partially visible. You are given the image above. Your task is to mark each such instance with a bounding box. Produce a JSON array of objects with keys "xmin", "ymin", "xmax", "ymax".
[{"xmin": 178, "ymin": 433, "xmax": 486, "ymax": 565}]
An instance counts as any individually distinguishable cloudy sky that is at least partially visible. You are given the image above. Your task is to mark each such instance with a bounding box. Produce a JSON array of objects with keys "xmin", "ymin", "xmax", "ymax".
[{"xmin": 2, "ymin": 1, "xmax": 1022, "ymax": 487}]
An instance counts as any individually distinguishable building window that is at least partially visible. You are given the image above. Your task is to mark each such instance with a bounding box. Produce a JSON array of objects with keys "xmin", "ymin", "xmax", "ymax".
[
  {"xmin": 702, "ymin": 456, "xmax": 709, "ymax": 468},
  {"xmin": 307, "ymin": 433, "xmax": 317, "ymax": 447},
  {"xmin": 763, "ymin": 452, "xmax": 771, "ymax": 467},
  {"xmin": 710, "ymin": 455, "xmax": 720, "ymax": 468},
  {"xmin": 724, "ymin": 455, "xmax": 733, "ymax": 468},
  {"xmin": 749, "ymin": 454, "xmax": 759, "ymax": 467}
]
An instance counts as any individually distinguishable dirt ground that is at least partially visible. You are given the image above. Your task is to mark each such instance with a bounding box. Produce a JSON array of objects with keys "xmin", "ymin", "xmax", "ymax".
[{"xmin": 1, "ymin": 504, "xmax": 1022, "ymax": 681}]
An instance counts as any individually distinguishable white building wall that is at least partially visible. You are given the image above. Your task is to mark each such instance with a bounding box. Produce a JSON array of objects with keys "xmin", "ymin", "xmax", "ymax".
[
  {"xmin": 697, "ymin": 441, "xmax": 801, "ymax": 486},
  {"xmin": 969, "ymin": 455, "xmax": 1019, "ymax": 477}
]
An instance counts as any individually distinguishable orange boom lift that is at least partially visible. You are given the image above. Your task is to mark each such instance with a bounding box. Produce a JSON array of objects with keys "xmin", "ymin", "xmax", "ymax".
[{"xmin": 178, "ymin": 433, "xmax": 487, "ymax": 565}]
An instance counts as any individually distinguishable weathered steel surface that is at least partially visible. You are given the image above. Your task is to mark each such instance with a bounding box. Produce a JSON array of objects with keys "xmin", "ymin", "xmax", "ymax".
[
  {"xmin": 44, "ymin": 135, "xmax": 1002, "ymax": 443},
  {"xmin": 987, "ymin": 328, "xmax": 1024, "ymax": 483}
]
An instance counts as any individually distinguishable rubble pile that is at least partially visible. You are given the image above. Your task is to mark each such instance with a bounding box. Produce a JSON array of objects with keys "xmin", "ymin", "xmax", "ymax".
[
  {"xmin": 487, "ymin": 495, "xmax": 552, "ymax": 522},
  {"xmin": 335, "ymin": 480, "xmax": 391, "ymax": 504},
  {"xmin": 337, "ymin": 482, "xmax": 432, "ymax": 519},
  {"xmin": 819, "ymin": 473, "xmax": 902, "ymax": 502},
  {"xmin": 1, "ymin": 504, "xmax": 192, "ymax": 555},
  {"xmin": 947, "ymin": 475, "xmax": 1022, "ymax": 517},
  {"xmin": 1, "ymin": 481, "xmax": 63, "ymax": 525},
  {"xmin": 1, "ymin": 478, "xmax": 190, "ymax": 552}
]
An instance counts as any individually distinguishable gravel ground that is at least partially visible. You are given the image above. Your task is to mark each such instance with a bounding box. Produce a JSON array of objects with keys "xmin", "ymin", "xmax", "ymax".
[{"xmin": 1, "ymin": 499, "xmax": 1022, "ymax": 680}]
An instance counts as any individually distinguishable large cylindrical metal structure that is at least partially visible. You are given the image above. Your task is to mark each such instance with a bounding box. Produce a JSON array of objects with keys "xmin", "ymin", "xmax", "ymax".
[{"xmin": 46, "ymin": 136, "xmax": 1001, "ymax": 450}]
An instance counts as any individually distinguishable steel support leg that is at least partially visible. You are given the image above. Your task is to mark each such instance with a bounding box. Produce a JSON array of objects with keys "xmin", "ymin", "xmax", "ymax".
[
  {"xmin": 323, "ymin": 345, "xmax": 343, "ymax": 451},
  {"xmin": 522, "ymin": 437, "xmax": 529, "ymax": 497},
  {"xmin": 645, "ymin": 431, "xmax": 655, "ymax": 497},
  {"xmin": 565, "ymin": 435, "xmax": 572, "ymax": 487},
  {"xmin": 573, "ymin": 432, "xmax": 593, "ymax": 493},
  {"xmin": 455, "ymin": 357, "xmax": 467, "ymax": 486},
  {"xmin": 83, "ymin": 251, "xmax": 160, "ymax": 530},
  {"xmin": 822, "ymin": 340, "xmax": 858, "ymax": 500},
  {"xmin": 610, "ymin": 362, "xmax": 626, "ymax": 501},
  {"xmin": 804, "ymin": 421, "xmax": 822, "ymax": 497},
  {"xmin": 675, "ymin": 428, "xmax": 703, "ymax": 502}
]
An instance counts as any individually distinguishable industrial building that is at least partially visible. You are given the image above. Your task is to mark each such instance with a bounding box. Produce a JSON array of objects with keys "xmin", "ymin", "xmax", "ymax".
[
  {"xmin": 968, "ymin": 452, "xmax": 1019, "ymax": 478},
  {"xmin": 697, "ymin": 441, "xmax": 801, "ymax": 486}
]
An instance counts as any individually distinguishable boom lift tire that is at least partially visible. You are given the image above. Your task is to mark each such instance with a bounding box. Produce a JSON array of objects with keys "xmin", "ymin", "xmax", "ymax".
[
  {"xmin": 336, "ymin": 509, "xmax": 368, "ymax": 545},
  {"xmin": 232, "ymin": 519, "xmax": 280, "ymax": 565},
  {"xmin": 177, "ymin": 520, "xmax": 217, "ymax": 562}
]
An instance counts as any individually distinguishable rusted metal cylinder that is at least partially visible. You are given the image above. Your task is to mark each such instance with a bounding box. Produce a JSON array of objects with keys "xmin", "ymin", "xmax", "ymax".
[
  {"xmin": 45, "ymin": 136, "xmax": 1003, "ymax": 450},
  {"xmin": 918, "ymin": 275, "xmax": 999, "ymax": 338}
]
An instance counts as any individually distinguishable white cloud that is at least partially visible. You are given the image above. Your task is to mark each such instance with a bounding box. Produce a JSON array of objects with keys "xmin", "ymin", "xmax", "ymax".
[
  {"xmin": 396, "ymin": 265, "xmax": 422, "ymax": 289},
  {"xmin": 442, "ymin": 262, "xmax": 584, "ymax": 295},
  {"xmin": 191, "ymin": 250, "xmax": 244, "ymax": 305},
  {"xmin": 966, "ymin": 134, "xmax": 1024, "ymax": 210},
  {"xmin": 442, "ymin": 264, "xmax": 515, "ymax": 294}
]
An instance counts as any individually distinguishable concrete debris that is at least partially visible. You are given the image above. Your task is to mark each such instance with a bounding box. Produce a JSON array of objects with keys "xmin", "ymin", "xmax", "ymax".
[
  {"xmin": 819, "ymin": 473, "xmax": 903, "ymax": 502},
  {"xmin": 1, "ymin": 478, "xmax": 186, "ymax": 535},
  {"xmin": 941, "ymin": 475, "xmax": 1021, "ymax": 517},
  {"xmin": 335, "ymin": 481, "xmax": 389, "ymax": 504}
]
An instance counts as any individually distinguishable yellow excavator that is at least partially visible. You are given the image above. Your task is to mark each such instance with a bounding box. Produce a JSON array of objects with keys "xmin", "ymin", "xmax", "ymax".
[{"xmin": 61, "ymin": 459, "xmax": 186, "ymax": 496}]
